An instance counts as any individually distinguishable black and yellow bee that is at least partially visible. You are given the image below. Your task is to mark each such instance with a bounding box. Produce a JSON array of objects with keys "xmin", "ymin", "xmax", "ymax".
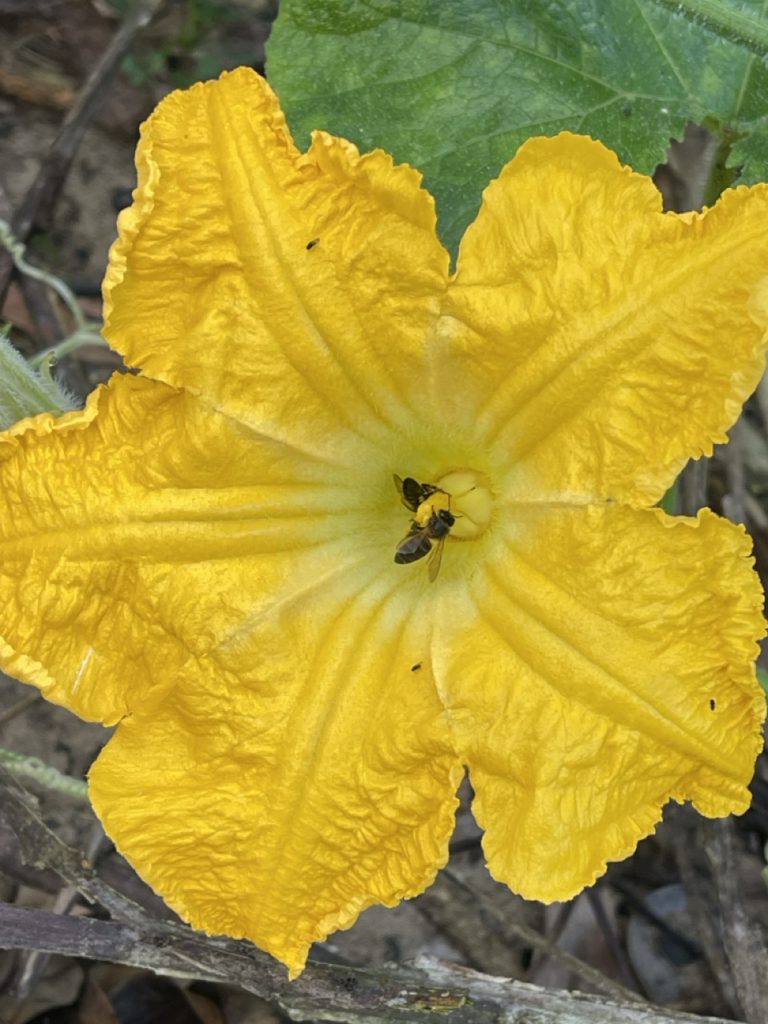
[{"xmin": 393, "ymin": 475, "xmax": 455, "ymax": 581}]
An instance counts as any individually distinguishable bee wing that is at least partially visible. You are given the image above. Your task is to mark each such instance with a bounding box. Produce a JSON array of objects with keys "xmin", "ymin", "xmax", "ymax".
[
  {"xmin": 427, "ymin": 536, "xmax": 446, "ymax": 582},
  {"xmin": 395, "ymin": 525, "xmax": 431, "ymax": 564},
  {"xmin": 393, "ymin": 474, "xmax": 412, "ymax": 511},
  {"xmin": 394, "ymin": 474, "xmax": 428, "ymax": 512}
]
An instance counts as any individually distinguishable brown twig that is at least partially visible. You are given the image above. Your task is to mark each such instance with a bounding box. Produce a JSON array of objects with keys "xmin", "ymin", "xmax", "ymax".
[
  {"xmin": 756, "ymin": 371, "xmax": 768, "ymax": 438},
  {"xmin": 0, "ymin": 905, "xmax": 749, "ymax": 1024},
  {"xmin": 0, "ymin": 692, "xmax": 40, "ymax": 728},
  {"xmin": 15, "ymin": 275, "xmax": 65, "ymax": 346},
  {"xmin": 677, "ymin": 457, "xmax": 709, "ymax": 516},
  {"xmin": 0, "ymin": 766, "xmax": 739, "ymax": 1023},
  {"xmin": 671, "ymin": 809, "xmax": 740, "ymax": 1015},
  {"xmin": 720, "ymin": 419, "xmax": 747, "ymax": 525},
  {"xmin": 609, "ymin": 878, "xmax": 701, "ymax": 963},
  {"xmin": 0, "ymin": 68, "xmax": 76, "ymax": 111},
  {"xmin": 0, "ymin": 765, "xmax": 146, "ymax": 925},
  {"xmin": 586, "ymin": 886, "xmax": 640, "ymax": 994},
  {"xmin": 0, "ymin": 0, "xmax": 165, "ymax": 318},
  {"xmin": 442, "ymin": 869, "xmax": 644, "ymax": 1005},
  {"xmin": 415, "ymin": 870, "xmax": 526, "ymax": 977},
  {"xmin": 705, "ymin": 818, "xmax": 768, "ymax": 1024},
  {"xmin": 13, "ymin": 820, "xmax": 108, "ymax": 998}
]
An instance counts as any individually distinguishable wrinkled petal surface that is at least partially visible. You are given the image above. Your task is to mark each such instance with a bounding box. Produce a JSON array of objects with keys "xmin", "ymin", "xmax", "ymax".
[
  {"xmin": 0, "ymin": 371, "xmax": 460, "ymax": 972},
  {"xmin": 104, "ymin": 66, "xmax": 449, "ymax": 453},
  {"xmin": 91, "ymin": 589, "xmax": 460, "ymax": 976},
  {"xmin": 433, "ymin": 504, "xmax": 765, "ymax": 900},
  {"xmin": 443, "ymin": 134, "xmax": 768, "ymax": 506},
  {"xmin": 0, "ymin": 68, "xmax": 765, "ymax": 974},
  {"xmin": 1, "ymin": 372, "xmax": 372, "ymax": 722}
]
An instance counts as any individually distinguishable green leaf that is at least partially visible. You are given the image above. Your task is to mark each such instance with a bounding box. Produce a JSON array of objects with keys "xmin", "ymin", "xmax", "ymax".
[
  {"xmin": 657, "ymin": 482, "xmax": 679, "ymax": 515},
  {"xmin": 758, "ymin": 663, "xmax": 768, "ymax": 696},
  {"xmin": 268, "ymin": 0, "xmax": 768, "ymax": 254}
]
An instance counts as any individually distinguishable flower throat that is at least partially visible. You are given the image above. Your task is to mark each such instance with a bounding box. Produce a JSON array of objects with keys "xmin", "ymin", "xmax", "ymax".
[{"xmin": 393, "ymin": 470, "xmax": 493, "ymax": 581}]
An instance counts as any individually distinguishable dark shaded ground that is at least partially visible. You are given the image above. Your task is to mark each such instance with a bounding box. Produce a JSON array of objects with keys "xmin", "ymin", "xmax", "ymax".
[{"xmin": 1, "ymin": 4, "xmax": 768, "ymax": 1023}]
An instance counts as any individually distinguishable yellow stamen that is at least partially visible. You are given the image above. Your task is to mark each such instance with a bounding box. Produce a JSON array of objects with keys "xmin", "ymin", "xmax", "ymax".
[{"xmin": 436, "ymin": 470, "xmax": 493, "ymax": 540}]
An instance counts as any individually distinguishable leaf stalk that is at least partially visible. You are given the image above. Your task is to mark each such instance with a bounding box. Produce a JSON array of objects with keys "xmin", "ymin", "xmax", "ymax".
[{"xmin": 648, "ymin": 0, "xmax": 768, "ymax": 59}]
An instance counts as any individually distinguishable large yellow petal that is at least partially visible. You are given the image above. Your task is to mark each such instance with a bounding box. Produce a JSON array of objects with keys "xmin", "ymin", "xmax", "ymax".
[
  {"xmin": 0, "ymin": 371, "xmax": 395, "ymax": 723},
  {"xmin": 89, "ymin": 573, "xmax": 461, "ymax": 976},
  {"xmin": 432, "ymin": 503, "xmax": 765, "ymax": 901},
  {"xmin": 103, "ymin": 67, "xmax": 449, "ymax": 454},
  {"xmin": 0, "ymin": 368, "xmax": 462, "ymax": 971},
  {"xmin": 443, "ymin": 134, "xmax": 768, "ymax": 506}
]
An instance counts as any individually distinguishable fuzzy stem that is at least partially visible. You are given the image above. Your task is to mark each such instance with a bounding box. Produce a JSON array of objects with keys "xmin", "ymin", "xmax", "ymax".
[
  {"xmin": 29, "ymin": 327, "xmax": 107, "ymax": 370},
  {"xmin": 0, "ymin": 331, "xmax": 76, "ymax": 425},
  {"xmin": 0, "ymin": 747, "xmax": 88, "ymax": 801},
  {"xmin": 648, "ymin": 0, "xmax": 768, "ymax": 58}
]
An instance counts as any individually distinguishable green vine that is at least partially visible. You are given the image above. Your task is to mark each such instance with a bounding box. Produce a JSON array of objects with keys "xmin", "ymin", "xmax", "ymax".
[
  {"xmin": 649, "ymin": 0, "xmax": 768, "ymax": 58},
  {"xmin": 0, "ymin": 747, "xmax": 89, "ymax": 801}
]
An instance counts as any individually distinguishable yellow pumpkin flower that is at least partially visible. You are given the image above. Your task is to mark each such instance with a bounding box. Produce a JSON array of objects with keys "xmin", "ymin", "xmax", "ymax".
[{"xmin": 1, "ymin": 67, "xmax": 767, "ymax": 976}]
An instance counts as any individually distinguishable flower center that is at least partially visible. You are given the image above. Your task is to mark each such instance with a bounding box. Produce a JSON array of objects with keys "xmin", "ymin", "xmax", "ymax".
[
  {"xmin": 435, "ymin": 469, "xmax": 493, "ymax": 540},
  {"xmin": 392, "ymin": 470, "xmax": 493, "ymax": 580}
]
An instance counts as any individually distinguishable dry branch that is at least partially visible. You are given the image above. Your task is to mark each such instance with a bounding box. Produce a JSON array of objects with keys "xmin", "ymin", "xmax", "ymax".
[
  {"xmin": 705, "ymin": 818, "xmax": 768, "ymax": 1024},
  {"xmin": 0, "ymin": 766, "xmax": 748, "ymax": 1024},
  {"xmin": 0, "ymin": 0, "xmax": 164, "ymax": 332},
  {"xmin": 0, "ymin": 766, "xmax": 145, "ymax": 924},
  {"xmin": 0, "ymin": 905, "xmax": 748, "ymax": 1024}
]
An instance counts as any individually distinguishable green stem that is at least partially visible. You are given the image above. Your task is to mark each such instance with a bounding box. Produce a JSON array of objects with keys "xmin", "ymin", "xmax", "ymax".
[
  {"xmin": 0, "ymin": 747, "xmax": 89, "ymax": 801},
  {"xmin": 0, "ymin": 218, "xmax": 87, "ymax": 334},
  {"xmin": 29, "ymin": 327, "xmax": 107, "ymax": 370},
  {"xmin": 701, "ymin": 129, "xmax": 740, "ymax": 208},
  {"xmin": 648, "ymin": 0, "xmax": 768, "ymax": 59},
  {"xmin": 0, "ymin": 330, "xmax": 77, "ymax": 426}
]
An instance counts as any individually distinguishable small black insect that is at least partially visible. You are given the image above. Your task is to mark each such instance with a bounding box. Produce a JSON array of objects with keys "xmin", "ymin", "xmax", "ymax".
[
  {"xmin": 709, "ymin": 698, "xmax": 716, "ymax": 711},
  {"xmin": 306, "ymin": 237, "xmax": 320, "ymax": 250},
  {"xmin": 411, "ymin": 663, "xmax": 422, "ymax": 672}
]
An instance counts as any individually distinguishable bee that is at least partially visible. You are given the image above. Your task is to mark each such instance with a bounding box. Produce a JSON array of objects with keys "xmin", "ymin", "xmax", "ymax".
[
  {"xmin": 393, "ymin": 475, "xmax": 455, "ymax": 581},
  {"xmin": 394, "ymin": 507, "xmax": 455, "ymax": 580},
  {"xmin": 393, "ymin": 474, "xmax": 440, "ymax": 512}
]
